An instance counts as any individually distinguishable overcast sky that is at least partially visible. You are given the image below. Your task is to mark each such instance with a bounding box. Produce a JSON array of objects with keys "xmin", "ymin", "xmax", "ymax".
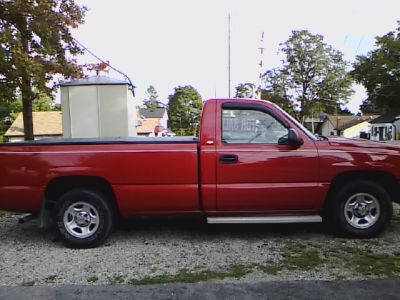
[{"xmin": 73, "ymin": 0, "xmax": 400, "ymax": 113}]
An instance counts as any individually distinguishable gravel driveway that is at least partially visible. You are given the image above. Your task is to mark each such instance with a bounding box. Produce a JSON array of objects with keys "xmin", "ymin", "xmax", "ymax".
[{"xmin": 0, "ymin": 205, "xmax": 399, "ymax": 286}]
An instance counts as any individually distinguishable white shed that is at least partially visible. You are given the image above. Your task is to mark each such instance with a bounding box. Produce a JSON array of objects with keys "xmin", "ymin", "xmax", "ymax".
[{"xmin": 60, "ymin": 76, "xmax": 137, "ymax": 138}]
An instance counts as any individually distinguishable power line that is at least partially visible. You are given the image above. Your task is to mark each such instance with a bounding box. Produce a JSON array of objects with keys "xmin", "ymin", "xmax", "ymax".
[{"xmin": 72, "ymin": 37, "xmax": 136, "ymax": 96}]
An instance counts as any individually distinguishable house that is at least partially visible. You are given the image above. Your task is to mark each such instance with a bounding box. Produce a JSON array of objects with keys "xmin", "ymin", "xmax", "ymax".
[
  {"xmin": 303, "ymin": 116, "xmax": 324, "ymax": 134},
  {"xmin": 4, "ymin": 111, "xmax": 62, "ymax": 142},
  {"xmin": 139, "ymin": 108, "xmax": 168, "ymax": 128},
  {"xmin": 137, "ymin": 107, "xmax": 169, "ymax": 137},
  {"xmin": 320, "ymin": 115, "xmax": 377, "ymax": 138},
  {"xmin": 370, "ymin": 113, "xmax": 400, "ymax": 141},
  {"xmin": 136, "ymin": 118, "xmax": 163, "ymax": 136}
]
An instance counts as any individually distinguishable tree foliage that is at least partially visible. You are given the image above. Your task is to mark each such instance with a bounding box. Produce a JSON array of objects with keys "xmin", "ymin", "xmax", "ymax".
[
  {"xmin": 0, "ymin": 0, "xmax": 86, "ymax": 140},
  {"xmin": 143, "ymin": 85, "xmax": 163, "ymax": 110},
  {"xmin": 261, "ymin": 89, "xmax": 297, "ymax": 117},
  {"xmin": 234, "ymin": 83, "xmax": 256, "ymax": 98},
  {"xmin": 167, "ymin": 86, "xmax": 202, "ymax": 136},
  {"xmin": 263, "ymin": 30, "xmax": 353, "ymax": 119},
  {"xmin": 262, "ymin": 68, "xmax": 297, "ymax": 116},
  {"xmin": 9, "ymin": 92, "xmax": 58, "ymax": 117},
  {"xmin": 352, "ymin": 22, "xmax": 400, "ymax": 113}
]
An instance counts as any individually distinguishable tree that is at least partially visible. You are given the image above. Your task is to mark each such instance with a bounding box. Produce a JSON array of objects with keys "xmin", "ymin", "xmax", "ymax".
[
  {"xmin": 261, "ymin": 90, "xmax": 297, "ymax": 117},
  {"xmin": 9, "ymin": 92, "xmax": 58, "ymax": 117},
  {"xmin": 352, "ymin": 22, "xmax": 400, "ymax": 113},
  {"xmin": 0, "ymin": 0, "xmax": 86, "ymax": 140},
  {"xmin": 263, "ymin": 30, "xmax": 353, "ymax": 120},
  {"xmin": 338, "ymin": 107, "xmax": 353, "ymax": 116},
  {"xmin": 234, "ymin": 83, "xmax": 256, "ymax": 98},
  {"xmin": 359, "ymin": 97, "xmax": 383, "ymax": 115},
  {"xmin": 262, "ymin": 68, "xmax": 297, "ymax": 116},
  {"xmin": 167, "ymin": 86, "xmax": 202, "ymax": 136},
  {"xmin": 143, "ymin": 85, "xmax": 163, "ymax": 110}
]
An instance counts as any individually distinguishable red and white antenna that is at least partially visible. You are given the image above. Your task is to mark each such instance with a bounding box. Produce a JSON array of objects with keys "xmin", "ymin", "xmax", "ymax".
[{"xmin": 256, "ymin": 32, "xmax": 265, "ymax": 99}]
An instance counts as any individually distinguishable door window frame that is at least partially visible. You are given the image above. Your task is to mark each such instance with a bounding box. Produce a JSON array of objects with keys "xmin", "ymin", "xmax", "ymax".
[{"xmin": 221, "ymin": 102, "xmax": 290, "ymax": 146}]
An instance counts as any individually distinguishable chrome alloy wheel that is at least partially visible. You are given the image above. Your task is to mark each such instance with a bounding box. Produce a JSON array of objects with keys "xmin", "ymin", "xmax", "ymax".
[
  {"xmin": 344, "ymin": 193, "xmax": 380, "ymax": 229},
  {"xmin": 63, "ymin": 202, "xmax": 100, "ymax": 238}
]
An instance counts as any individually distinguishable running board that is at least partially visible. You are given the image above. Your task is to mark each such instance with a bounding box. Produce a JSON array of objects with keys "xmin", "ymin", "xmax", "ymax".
[{"xmin": 207, "ymin": 215, "xmax": 322, "ymax": 224}]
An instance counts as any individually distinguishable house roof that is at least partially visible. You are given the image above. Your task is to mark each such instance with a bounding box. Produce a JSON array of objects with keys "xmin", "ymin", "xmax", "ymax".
[
  {"xmin": 4, "ymin": 111, "xmax": 62, "ymax": 137},
  {"xmin": 139, "ymin": 108, "xmax": 166, "ymax": 119},
  {"xmin": 370, "ymin": 113, "xmax": 400, "ymax": 124},
  {"xmin": 136, "ymin": 118, "xmax": 160, "ymax": 134},
  {"xmin": 325, "ymin": 115, "xmax": 377, "ymax": 131}
]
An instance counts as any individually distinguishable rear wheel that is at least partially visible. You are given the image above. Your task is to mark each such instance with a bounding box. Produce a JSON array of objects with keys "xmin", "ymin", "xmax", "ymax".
[
  {"xmin": 54, "ymin": 189, "xmax": 114, "ymax": 248},
  {"xmin": 327, "ymin": 180, "xmax": 392, "ymax": 237}
]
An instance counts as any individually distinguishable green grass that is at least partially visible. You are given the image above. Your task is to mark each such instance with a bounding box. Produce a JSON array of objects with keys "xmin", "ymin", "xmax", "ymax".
[
  {"xmin": 320, "ymin": 243, "xmax": 400, "ymax": 277},
  {"xmin": 87, "ymin": 276, "xmax": 99, "ymax": 284},
  {"xmin": 259, "ymin": 264, "xmax": 281, "ymax": 275},
  {"xmin": 129, "ymin": 265, "xmax": 254, "ymax": 285},
  {"xmin": 281, "ymin": 244, "xmax": 323, "ymax": 270},
  {"xmin": 107, "ymin": 274, "xmax": 125, "ymax": 284},
  {"xmin": 352, "ymin": 252, "xmax": 400, "ymax": 277},
  {"xmin": 45, "ymin": 275, "xmax": 57, "ymax": 283}
]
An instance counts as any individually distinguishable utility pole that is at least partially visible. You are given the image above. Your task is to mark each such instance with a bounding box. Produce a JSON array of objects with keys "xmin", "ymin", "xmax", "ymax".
[{"xmin": 228, "ymin": 13, "xmax": 231, "ymax": 98}]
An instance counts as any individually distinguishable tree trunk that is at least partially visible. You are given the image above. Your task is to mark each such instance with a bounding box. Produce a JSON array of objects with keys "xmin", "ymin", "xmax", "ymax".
[
  {"xmin": 21, "ymin": 79, "xmax": 34, "ymax": 141},
  {"xmin": 20, "ymin": 17, "xmax": 34, "ymax": 141}
]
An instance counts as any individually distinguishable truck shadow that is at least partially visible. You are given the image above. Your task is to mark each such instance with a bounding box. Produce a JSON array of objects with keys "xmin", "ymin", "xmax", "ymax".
[{"xmin": 116, "ymin": 215, "xmax": 327, "ymax": 239}]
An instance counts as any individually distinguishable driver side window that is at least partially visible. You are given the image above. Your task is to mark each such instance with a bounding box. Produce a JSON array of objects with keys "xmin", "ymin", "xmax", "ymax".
[{"xmin": 222, "ymin": 109, "xmax": 288, "ymax": 144}]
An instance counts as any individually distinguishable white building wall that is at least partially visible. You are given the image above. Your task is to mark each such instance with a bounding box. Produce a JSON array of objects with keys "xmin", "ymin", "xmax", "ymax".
[
  {"xmin": 69, "ymin": 86, "xmax": 100, "ymax": 138},
  {"xmin": 61, "ymin": 83, "xmax": 137, "ymax": 138},
  {"xmin": 160, "ymin": 111, "xmax": 168, "ymax": 129},
  {"xmin": 370, "ymin": 123, "xmax": 394, "ymax": 141},
  {"xmin": 320, "ymin": 121, "xmax": 335, "ymax": 136},
  {"xmin": 343, "ymin": 121, "xmax": 370, "ymax": 139},
  {"xmin": 394, "ymin": 119, "xmax": 400, "ymax": 140}
]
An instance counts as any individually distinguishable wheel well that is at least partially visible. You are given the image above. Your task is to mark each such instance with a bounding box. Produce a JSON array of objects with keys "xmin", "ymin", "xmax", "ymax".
[
  {"xmin": 44, "ymin": 176, "xmax": 119, "ymax": 215},
  {"xmin": 323, "ymin": 171, "xmax": 399, "ymax": 214}
]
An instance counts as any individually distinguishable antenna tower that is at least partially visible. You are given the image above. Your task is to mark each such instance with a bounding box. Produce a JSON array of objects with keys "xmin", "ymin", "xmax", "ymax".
[{"xmin": 257, "ymin": 32, "xmax": 265, "ymax": 99}]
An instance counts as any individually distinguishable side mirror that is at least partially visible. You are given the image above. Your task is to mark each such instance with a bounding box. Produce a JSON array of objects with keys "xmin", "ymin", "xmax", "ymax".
[{"xmin": 288, "ymin": 128, "xmax": 303, "ymax": 146}]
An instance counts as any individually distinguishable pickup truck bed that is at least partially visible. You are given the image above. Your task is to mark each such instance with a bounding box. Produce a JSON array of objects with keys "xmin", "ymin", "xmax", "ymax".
[{"xmin": 0, "ymin": 137, "xmax": 200, "ymax": 215}]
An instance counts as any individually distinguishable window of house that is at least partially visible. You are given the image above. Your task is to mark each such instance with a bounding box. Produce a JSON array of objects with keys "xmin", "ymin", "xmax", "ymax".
[{"xmin": 222, "ymin": 109, "xmax": 288, "ymax": 144}]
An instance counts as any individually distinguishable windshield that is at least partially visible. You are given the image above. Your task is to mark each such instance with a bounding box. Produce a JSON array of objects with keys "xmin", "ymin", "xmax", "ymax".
[{"xmin": 272, "ymin": 103, "xmax": 318, "ymax": 141}]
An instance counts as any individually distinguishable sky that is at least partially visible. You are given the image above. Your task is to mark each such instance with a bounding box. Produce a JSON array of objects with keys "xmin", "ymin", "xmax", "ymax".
[{"xmin": 72, "ymin": 0, "xmax": 400, "ymax": 113}]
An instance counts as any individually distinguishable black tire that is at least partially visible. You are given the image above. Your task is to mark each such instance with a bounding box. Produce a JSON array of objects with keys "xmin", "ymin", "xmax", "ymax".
[
  {"xmin": 53, "ymin": 189, "xmax": 114, "ymax": 248},
  {"xmin": 327, "ymin": 180, "xmax": 393, "ymax": 238}
]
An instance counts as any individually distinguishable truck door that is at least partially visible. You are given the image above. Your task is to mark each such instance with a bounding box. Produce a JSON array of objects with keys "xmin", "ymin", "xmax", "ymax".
[{"xmin": 216, "ymin": 102, "xmax": 321, "ymax": 213}]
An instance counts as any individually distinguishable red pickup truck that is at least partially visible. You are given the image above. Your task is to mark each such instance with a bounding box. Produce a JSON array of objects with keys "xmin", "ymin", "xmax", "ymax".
[{"xmin": 1, "ymin": 98, "xmax": 399, "ymax": 248}]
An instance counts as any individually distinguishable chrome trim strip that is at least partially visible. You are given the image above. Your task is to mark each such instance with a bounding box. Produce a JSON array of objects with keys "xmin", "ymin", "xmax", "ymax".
[
  {"xmin": 0, "ymin": 150, "xmax": 196, "ymax": 155},
  {"xmin": 207, "ymin": 215, "xmax": 322, "ymax": 224},
  {"xmin": 200, "ymin": 149, "xmax": 400, "ymax": 156},
  {"xmin": 201, "ymin": 149, "xmax": 317, "ymax": 153}
]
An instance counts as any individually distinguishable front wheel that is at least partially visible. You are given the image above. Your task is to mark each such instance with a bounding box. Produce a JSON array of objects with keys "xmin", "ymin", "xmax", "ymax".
[
  {"xmin": 328, "ymin": 180, "xmax": 393, "ymax": 237},
  {"xmin": 54, "ymin": 189, "xmax": 114, "ymax": 248}
]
